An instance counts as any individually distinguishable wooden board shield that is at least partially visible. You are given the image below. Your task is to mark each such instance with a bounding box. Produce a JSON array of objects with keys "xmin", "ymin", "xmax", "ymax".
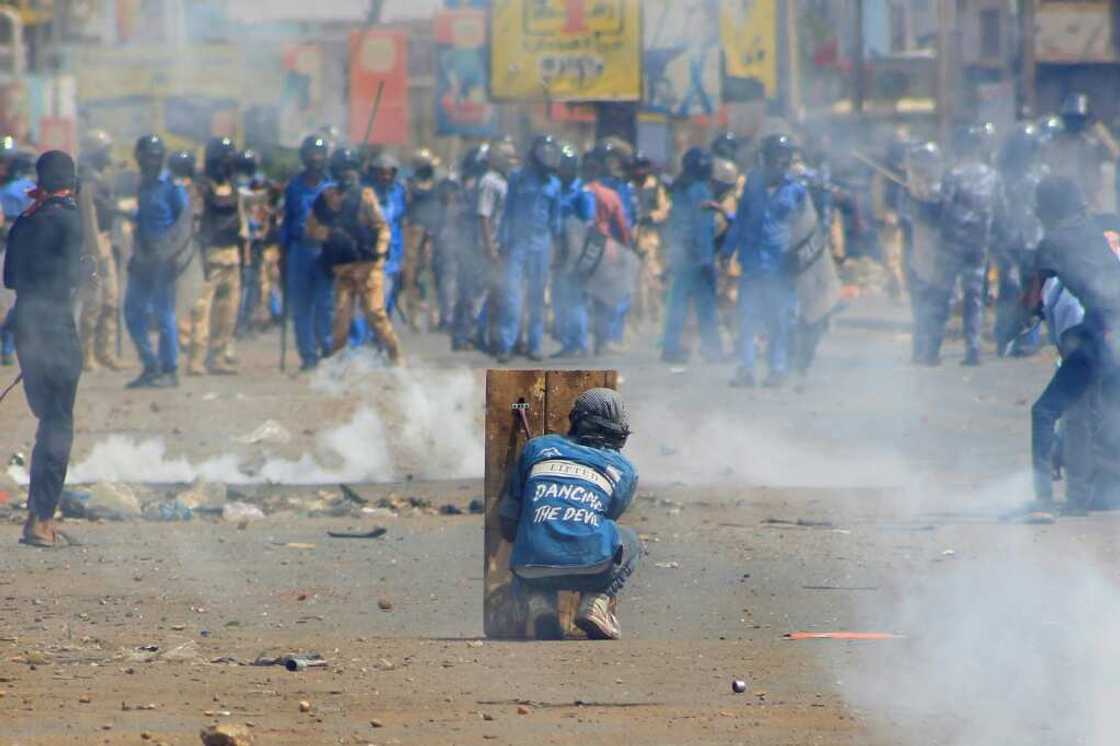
[{"xmin": 483, "ymin": 369, "xmax": 619, "ymax": 639}]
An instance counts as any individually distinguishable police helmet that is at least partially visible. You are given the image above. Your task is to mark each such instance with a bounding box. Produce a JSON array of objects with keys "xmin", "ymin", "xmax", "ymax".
[
  {"xmin": 135, "ymin": 135, "xmax": 166, "ymax": 166},
  {"xmin": 204, "ymin": 137, "xmax": 237, "ymax": 178},
  {"xmin": 908, "ymin": 141, "xmax": 942, "ymax": 168},
  {"xmin": 557, "ymin": 143, "xmax": 579, "ymax": 182},
  {"xmin": 529, "ymin": 134, "xmax": 561, "ymax": 173},
  {"xmin": 299, "ymin": 135, "xmax": 330, "ymax": 169},
  {"xmin": 681, "ymin": 146, "xmax": 713, "ymax": 181},
  {"xmin": 411, "ymin": 147, "xmax": 439, "ymax": 178},
  {"xmin": 949, "ymin": 124, "xmax": 994, "ymax": 157},
  {"xmin": 370, "ymin": 152, "xmax": 400, "ymax": 174},
  {"xmin": 711, "ymin": 158, "xmax": 740, "ymax": 188},
  {"xmin": 711, "ymin": 131, "xmax": 740, "ymax": 160},
  {"xmin": 167, "ymin": 150, "xmax": 197, "ymax": 179},
  {"xmin": 81, "ymin": 129, "xmax": 113, "ymax": 165},
  {"xmin": 999, "ymin": 122, "xmax": 1041, "ymax": 171},
  {"xmin": 234, "ymin": 149, "xmax": 260, "ymax": 178},
  {"xmin": 329, "ymin": 147, "xmax": 363, "ymax": 182},
  {"xmin": 460, "ymin": 143, "xmax": 490, "ymax": 179},
  {"xmin": 761, "ymin": 134, "xmax": 796, "ymax": 168}
]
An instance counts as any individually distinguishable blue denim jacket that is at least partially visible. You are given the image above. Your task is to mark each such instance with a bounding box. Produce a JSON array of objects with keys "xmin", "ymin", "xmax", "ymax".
[
  {"xmin": 666, "ymin": 180, "xmax": 717, "ymax": 270},
  {"xmin": 500, "ymin": 434, "xmax": 638, "ymax": 575},
  {"xmin": 282, "ymin": 172, "xmax": 332, "ymax": 250},
  {"xmin": 136, "ymin": 175, "xmax": 188, "ymax": 243},
  {"xmin": 372, "ymin": 179, "xmax": 408, "ymax": 274},
  {"xmin": 723, "ymin": 170, "xmax": 808, "ymax": 276},
  {"xmin": 499, "ymin": 168, "xmax": 562, "ymax": 254}
]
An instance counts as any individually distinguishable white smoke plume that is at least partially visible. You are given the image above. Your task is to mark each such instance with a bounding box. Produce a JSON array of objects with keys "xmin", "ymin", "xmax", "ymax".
[{"xmin": 67, "ymin": 357, "xmax": 483, "ymax": 485}]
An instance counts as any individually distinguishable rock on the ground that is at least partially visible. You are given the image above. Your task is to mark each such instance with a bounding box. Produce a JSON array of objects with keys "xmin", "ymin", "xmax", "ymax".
[
  {"xmin": 199, "ymin": 724, "xmax": 254, "ymax": 746},
  {"xmin": 175, "ymin": 480, "xmax": 228, "ymax": 510},
  {"xmin": 85, "ymin": 482, "xmax": 142, "ymax": 518}
]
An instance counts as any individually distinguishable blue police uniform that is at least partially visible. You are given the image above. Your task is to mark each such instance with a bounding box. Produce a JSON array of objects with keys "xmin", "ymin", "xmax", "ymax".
[
  {"xmin": 0, "ymin": 177, "xmax": 34, "ymax": 218},
  {"xmin": 124, "ymin": 175, "xmax": 187, "ymax": 373},
  {"xmin": 929, "ymin": 161, "xmax": 1001, "ymax": 361},
  {"xmin": 662, "ymin": 178, "xmax": 722, "ymax": 360},
  {"xmin": 993, "ymin": 166, "xmax": 1045, "ymax": 355},
  {"xmin": 722, "ymin": 170, "xmax": 806, "ymax": 376},
  {"xmin": 554, "ymin": 178, "xmax": 596, "ymax": 354},
  {"xmin": 496, "ymin": 167, "xmax": 562, "ymax": 357},
  {"xmin": 0, "ymin": 176, "xmax": 34, "ymax": 359},
  {"xmin": 374, "ymin": 178, "xmax": 408, "ymax": 315},
  {"xmin": 282, "ymin": 171, "xmax": 333, "ymax": 366},
  {"xmin": 499, "ymin": 433, "xmax": 639, "ymax": 595}
]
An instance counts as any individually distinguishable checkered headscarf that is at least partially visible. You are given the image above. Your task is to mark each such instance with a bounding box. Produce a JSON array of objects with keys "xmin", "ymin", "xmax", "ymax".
[{"xmin": 568, "ymin": 388, "xmax": 631, "ymax": 450}]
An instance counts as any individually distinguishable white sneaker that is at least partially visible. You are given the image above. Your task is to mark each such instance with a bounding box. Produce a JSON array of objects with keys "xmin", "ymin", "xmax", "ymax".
[{"xmin": 575, "ymin": 593, "xmax": 621, "ymax": 640}]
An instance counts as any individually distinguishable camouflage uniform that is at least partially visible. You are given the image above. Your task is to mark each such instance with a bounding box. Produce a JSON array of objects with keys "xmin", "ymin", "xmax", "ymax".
[
  {"xmin": 927, "ymin": 160, "xmax": 1002, "ymax": 362},
  {"xmin": 187, "ymin": 179, "xmax": 243, "ymax": 375},
  {"xmin": 77, "ymin": 164, "xmax": 122, "ymax": 370}
]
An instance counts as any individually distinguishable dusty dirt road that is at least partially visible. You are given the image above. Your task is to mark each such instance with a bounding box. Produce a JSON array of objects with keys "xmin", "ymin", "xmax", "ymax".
[{"xmin": 3, "ymin": 296, "xmax": 1110, "ymax": 745}]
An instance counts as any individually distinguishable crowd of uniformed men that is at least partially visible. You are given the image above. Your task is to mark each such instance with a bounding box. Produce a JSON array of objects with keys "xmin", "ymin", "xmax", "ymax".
[
  {"xmin": 0, "ymin": 93, "xmax": 1115, "ymax": 394},
  {"xmin": 2, "ymin": 90, "xmax": 1120, "ymax": 546}
]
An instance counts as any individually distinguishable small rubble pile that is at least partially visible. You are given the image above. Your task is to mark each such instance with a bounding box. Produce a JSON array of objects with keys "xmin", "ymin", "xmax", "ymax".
[{"xmin": 4, "ymin": 472, "xmax": 485, "ymax": 525}]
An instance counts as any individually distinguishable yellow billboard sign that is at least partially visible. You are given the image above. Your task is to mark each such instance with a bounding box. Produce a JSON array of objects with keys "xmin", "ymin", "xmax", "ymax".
[
  {"xmin": 490, "ymin": 0, "xmax": 641, "ymax": 102},
  {"xmin": 720, "ymin": 0, "xmax": 777, "ymax": 94}
]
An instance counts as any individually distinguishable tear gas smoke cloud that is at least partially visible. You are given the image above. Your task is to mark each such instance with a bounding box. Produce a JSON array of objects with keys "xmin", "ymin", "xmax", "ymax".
[
  {"xmin": 842, "ymin": 475, "xmax": 1120, "ymax": 745},
  {"xmin": 628, "ymin": 407, "xmax": 913, "ymax": 489},
  {"xmin": 66, "ymin": 358, "xmax": 483, "ymax": 485}
]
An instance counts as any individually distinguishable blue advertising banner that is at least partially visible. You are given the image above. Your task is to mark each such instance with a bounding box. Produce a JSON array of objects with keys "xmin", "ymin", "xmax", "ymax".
[{"xmin": 434, "ymin": 8, "xmax": 499, "ymax": 137}]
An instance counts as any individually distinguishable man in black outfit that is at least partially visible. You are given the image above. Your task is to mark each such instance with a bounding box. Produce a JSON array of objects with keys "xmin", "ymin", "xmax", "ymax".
[
  {"xmin": 1, "ymin": 150, "xmax": 83, "ymax": 547},
  {"xmin": 1022, "ymin": 176, "xmax": 1120, "ymax": 515}
]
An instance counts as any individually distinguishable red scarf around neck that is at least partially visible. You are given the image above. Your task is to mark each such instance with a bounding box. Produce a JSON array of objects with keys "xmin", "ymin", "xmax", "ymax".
[{"xmin": 24, "ymin": 187, "xmax": 74, "ymax": 216}]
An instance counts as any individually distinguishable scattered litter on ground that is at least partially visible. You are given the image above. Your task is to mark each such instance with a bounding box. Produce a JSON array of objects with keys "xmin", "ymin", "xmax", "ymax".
[
  {"xmin": 222, "ymin": 502, "xmax": 265, "ymax": 523},
  {"xmin": 732, "ymin": 679, "xmax": 747, "ymax": 694},
  {"xmin": 61, "ymin": 483, "xmax": 141, "ymax": 521},
  {"xmin": 440, "ymin": 504, "xmax": 463, "ymax": 515},
  {"xmin": 784, "ymin": 631, "xmax": 903, "ymax": 641},
  {"xmin": 236, "ymin": 420, "xmax": 292, "ymax": 445},
  {"xmin": 339, "ymin": 483, "xmax": 368, "ymax": 504},
  {"xmin": 142, "ymin": 498, "xmax": 194, "ymax": 522},
  {"xmin": 654, "ymin": 561, "xmax": 680, "ymax": 569},
  {"xmin": 252, "ymin": 653, "xmax": 327, "ymax": 672},
  {"xmin": 326, "ymin": 527, "xmax": 386, "ymax": 539},
  {"xmin": 762, "ymin": 518, "xmax": 835, "ymax": 529},
  {"xmin": 802, "ymin": 585, "xmax": 879, "ymax": 591},
  {"xmin": 468, "ymin": 499, "xmax": 484, "ymax": 514}
]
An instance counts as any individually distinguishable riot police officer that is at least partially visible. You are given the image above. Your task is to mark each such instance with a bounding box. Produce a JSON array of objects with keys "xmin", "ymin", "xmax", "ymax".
[
  {"xmin": 282, "ymin": 135, "xmax": 333, "ymax": 370},
  {"xmin": 124, "ymin": 135, "xmax": 189, "ymax": 388},
  {"xmin": 928, "ymin": 125, "xmax": 1003, "ymax": 366},
  {"xmin": 993, "ymin": 123, "xmax": 1047, "ymax": 357},
  {"xmin": 662, "ymin": 146, "xmax": 721, "ymax": 365},
  {"xmin": 77, "ymin": 129, "xmax": 123, "ymax": 371},
  {"xmin": 186, "ymin": 137, "xmax": 243, "ymax": 375},
  {"xmin": 495, "ymin": 135, "xmax": 563, "ymax": 362},
  {"xmin": 307, "ymin": 147, "xmax": 400, "ymax": 364}
]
